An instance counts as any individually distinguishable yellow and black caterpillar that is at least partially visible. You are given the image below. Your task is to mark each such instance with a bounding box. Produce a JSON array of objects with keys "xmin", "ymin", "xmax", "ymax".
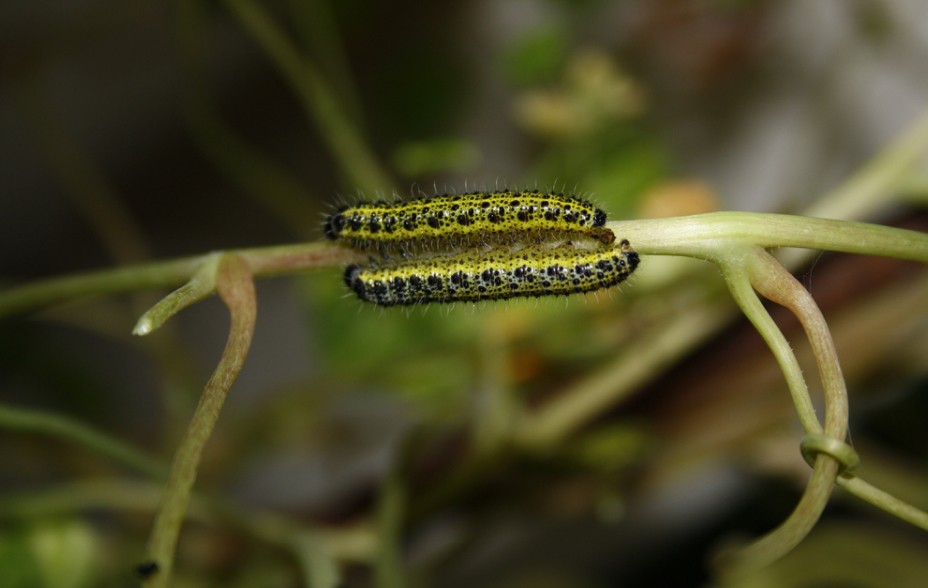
[
  {"xmin": 343, "ymin": 240, "xmax": 639, "ymax": 306},
  {"xmin": 326, "ymin": 189, "xmax": 638, "ymax": 306},
  {"xmin": 325, "ymin": 190, "xmax": 611, "ymax": 251}
]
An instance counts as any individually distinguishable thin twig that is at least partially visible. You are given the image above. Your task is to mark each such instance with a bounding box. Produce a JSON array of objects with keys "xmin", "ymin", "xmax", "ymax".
[
  {"xmin": 142, "ymin": 255, "xmax": 256, "ymax": 587},
  {"xmin": 0, "ymin": 404, "xmax": 166, "ymax": 479}
]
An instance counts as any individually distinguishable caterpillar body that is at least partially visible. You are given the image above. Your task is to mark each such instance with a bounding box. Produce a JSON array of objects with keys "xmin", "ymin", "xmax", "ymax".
[
  {"xmin": 344, "ymin": 240, "xmax": 639, "ymax": 306},
  {"xmin": 325, "ymin": 190, "xmax": 611, "ymax": 252}
]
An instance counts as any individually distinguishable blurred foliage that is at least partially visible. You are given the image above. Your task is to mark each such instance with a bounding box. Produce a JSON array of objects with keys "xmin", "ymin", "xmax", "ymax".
[
  {"xmin": 1, "ymin": 0, "xmax": 927, "ymax": 586},
  {"xmin": 0, "ymin": 519, "xmax": 101, "ymax": 588},
  {"xmin": 504, "ymin": 26, "xmax": 571, "ymax": 87}
]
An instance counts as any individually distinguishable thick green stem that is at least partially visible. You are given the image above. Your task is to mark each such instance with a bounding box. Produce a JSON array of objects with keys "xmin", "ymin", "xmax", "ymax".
[
  {"xmin": 608, "ymin": 212, "xmax": 928, "ymax": 262},
  {"xmin": 3, "ymin": 215, "xmax": 922, "ymax": 325}
]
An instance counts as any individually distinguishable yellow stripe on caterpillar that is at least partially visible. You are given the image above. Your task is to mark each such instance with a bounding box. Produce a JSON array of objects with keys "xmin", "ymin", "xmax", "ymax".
[
  {"xmin": 325, "ymin": 190, "xmax": 611, "ymax": 252},
  {"xmin": 344, "ymin": 239, "xmax": 639, "ymax": 306}
]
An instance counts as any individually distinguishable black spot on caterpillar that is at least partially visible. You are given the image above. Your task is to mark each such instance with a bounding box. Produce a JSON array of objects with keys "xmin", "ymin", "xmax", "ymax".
[
  {"xmin": 344, "ymin": 239, "xmax": 639, "ymax": 306},
  {"xmin": 324, "ymin": 190, "xmax": 611, "ymax": 252}
]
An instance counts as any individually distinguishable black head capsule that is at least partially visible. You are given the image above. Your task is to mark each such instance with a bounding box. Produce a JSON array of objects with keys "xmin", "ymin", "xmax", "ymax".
[
  {"xmin": 344, "ymin": 264, "xmax": 363, "ymax": 290},
  {"xmin": 324, "ymin": 212, "xmax": 346, "ymax": 240}
]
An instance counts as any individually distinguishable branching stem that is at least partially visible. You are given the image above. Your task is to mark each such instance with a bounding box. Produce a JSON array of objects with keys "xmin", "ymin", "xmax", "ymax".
[{"xmin": 141, "ymin": 255, "xmax": 256, "ymax": 587}]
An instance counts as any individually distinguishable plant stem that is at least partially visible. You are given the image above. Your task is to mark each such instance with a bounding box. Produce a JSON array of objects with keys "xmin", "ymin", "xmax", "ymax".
[
  {"xmin": 142, "ymin": 255, "xmax": 256, "ymax": 587},
  {"xmin": 514, "ymin": 302, "xmax": 730, "ymax": 449},
  {"xmin": 838, "ymin": 476, "xmax": 928, "ymax": 531},
  {"xmin": 374, "ymin": 467, "xmax": 407, "ymax": 588},
  {"xmin": 0, "ymin": 242, "xmax": 362, "ymax": 322},
  {"xmin": 806, "ymin": 109, "xmax": 928, "ymax": 221},
  {"xmin": 0, "ymin": 255, "xmax": 208, "ymax": 320},
  {"xmin": 174, "ymin": 0, "xmax": 320, "ymax": 237},
  {"xmin": 0, "ymin": 478, "xmax": 357, "ymax": 585},
  {"xmin": 609, "ymin": 212, "xmax": 928, "ymax": 262},
  {"xmin": 719, "ymin": 258, "xmax": 820, "ymax": 436},
  {"xmin": 753, "ymin": 252, "xmax": 849, "ymax": 439},
  {"xmin": 716, "ymin": 249, "xmax": 850, "ymax": 570},
  {"xmin": 0, "ymin": 404, "xmax": 166, "ymax": 479},
  {"xmin": 3, "ymin": 215, "xmax": 921, "ymax": 324},
  {"xmin": 223, "ymin": 0, "xmax": 392, "ymax": 193},
  {"xmin": 18, "ymin": 81, "xmax": 151, "ymax": 265}
]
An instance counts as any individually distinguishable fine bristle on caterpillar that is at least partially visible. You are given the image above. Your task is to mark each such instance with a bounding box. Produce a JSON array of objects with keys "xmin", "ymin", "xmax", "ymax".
[
  {"xmin": 344, "ymin": 240, "xmax": 639, "ymax": 306},
  {"xmin": 325, "ymin": 190, "xmax": 612, "ymax": 252}
]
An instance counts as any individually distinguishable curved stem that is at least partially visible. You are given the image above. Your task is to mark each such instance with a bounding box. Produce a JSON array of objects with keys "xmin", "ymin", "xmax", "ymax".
[
  {"xmin": 716, "ymin": 249, "xmax": 849, "ymax": 570},
  {"xmin": 0, "ymin": 404, "xmax": 166, "ymax": 479},
  {"xmin": 141, "ymin": 255, "xmax": 256, "ymax": 587},
  {"xmin": 718, "ymin": 257, "xmax": 821, "ymax": 436},
  {"xmin": 749, "ymin": 251, "xmax": 848, "ymax": 441},
  {"xmin": 134, "ymin": 254, "xmax": 223, "ymax": 335},
  {"xmin": 726, "ymin": 460, "xmax": 841, "ymax": 571}
]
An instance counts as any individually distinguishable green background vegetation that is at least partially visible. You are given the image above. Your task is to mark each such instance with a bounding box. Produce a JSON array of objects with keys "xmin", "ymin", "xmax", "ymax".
[{"xmin": 1, "ymin": 1, "xmax": 927, "ymax": 586}]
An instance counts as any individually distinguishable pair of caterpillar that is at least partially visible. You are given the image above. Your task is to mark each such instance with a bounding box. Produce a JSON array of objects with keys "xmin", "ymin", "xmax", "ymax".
[{"xmin": 325, "ymin": 190, "xmax": 639, "ymax": 306}]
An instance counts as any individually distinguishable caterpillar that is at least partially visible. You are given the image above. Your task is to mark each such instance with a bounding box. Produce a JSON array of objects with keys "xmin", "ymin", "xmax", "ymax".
[
  {"xmin": 344, "ymin": 240, "xmax": 639, "ymax": 306},
  {"xmin": 324, "ymin": 190, "xmax": 612, "ymax": 252}
]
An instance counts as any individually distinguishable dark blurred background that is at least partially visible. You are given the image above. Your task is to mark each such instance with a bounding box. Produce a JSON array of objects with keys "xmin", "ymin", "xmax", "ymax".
[{"xmin": 1, "ymin": 1, "xmax": 927, "ymax": 586}]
